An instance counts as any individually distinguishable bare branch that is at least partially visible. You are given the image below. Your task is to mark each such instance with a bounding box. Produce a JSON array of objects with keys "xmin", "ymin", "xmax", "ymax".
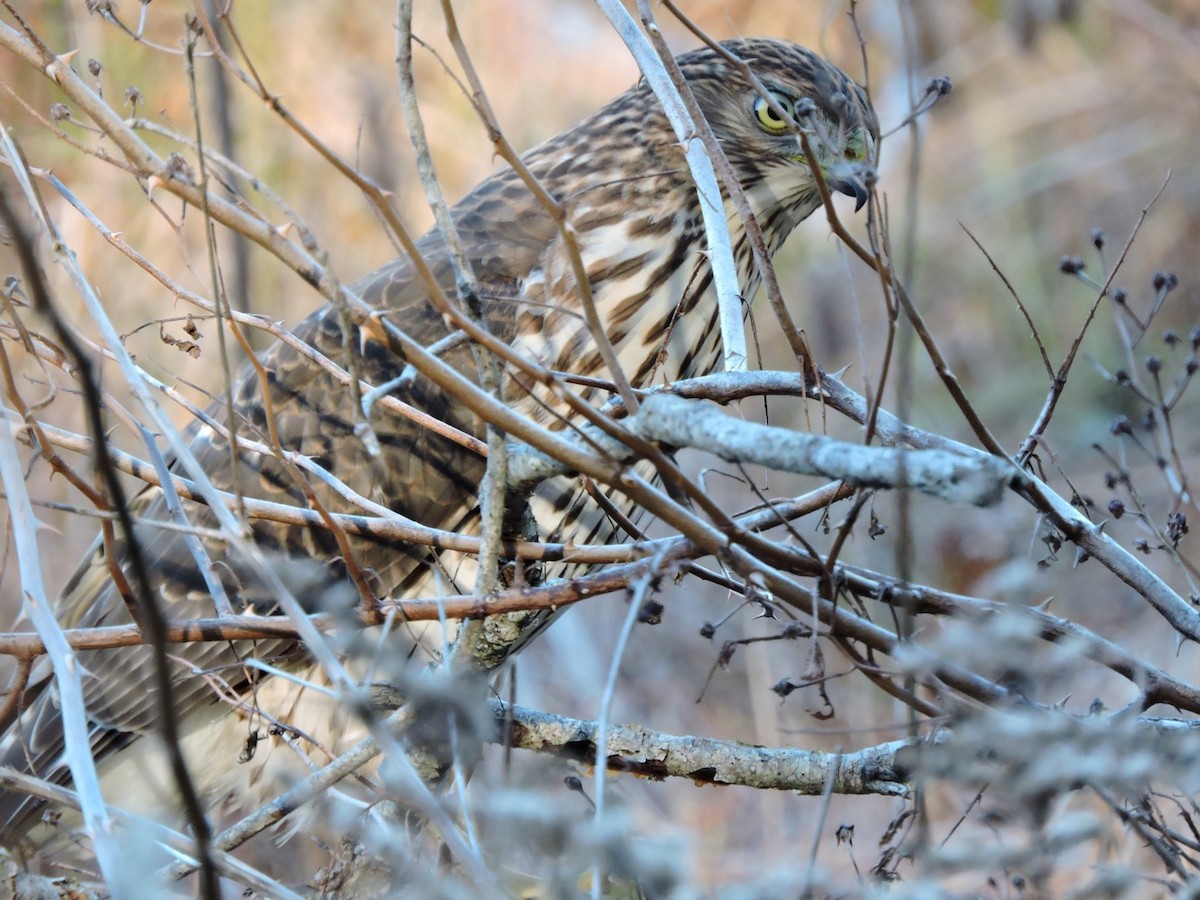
[{"xmin": 497, "ymin": 701, "xmax": 912, "ymax": 796}]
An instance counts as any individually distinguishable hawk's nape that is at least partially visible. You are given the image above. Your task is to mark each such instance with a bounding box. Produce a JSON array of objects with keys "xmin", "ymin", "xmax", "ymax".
[{"xmin": 0, "ymin": 37, "xmax": 876, "ymax": 848}]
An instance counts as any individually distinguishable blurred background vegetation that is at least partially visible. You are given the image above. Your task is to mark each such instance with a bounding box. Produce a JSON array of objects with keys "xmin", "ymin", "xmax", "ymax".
[{"xmin": 1, "ymin": 0, "xmax": 1198, "ymax": 892}]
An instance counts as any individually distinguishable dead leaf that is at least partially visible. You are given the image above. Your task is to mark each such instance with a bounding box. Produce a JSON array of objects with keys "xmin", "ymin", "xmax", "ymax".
[{"xmin": 159, "ymin": 324, "xmax": 201, "ymax": 358}]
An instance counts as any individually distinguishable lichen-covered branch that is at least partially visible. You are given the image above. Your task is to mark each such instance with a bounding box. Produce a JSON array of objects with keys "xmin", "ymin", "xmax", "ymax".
[{"xmin": 493, "ymin": 700, "xmax": 912, "ymax": 796}]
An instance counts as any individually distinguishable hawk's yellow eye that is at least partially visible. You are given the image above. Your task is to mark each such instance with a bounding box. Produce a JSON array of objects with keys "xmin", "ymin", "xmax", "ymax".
[{"xmin": 753, "ymin": 92, "xmax": 795, "ymax": 134}]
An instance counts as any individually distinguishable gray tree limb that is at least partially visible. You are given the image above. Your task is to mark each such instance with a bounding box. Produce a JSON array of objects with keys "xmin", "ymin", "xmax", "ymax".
[
  {"xmin": 494, "ymin": 700, "xmax": 912, "ymax": 796},
  {"xmin": 508, "ymin": 389, "xmax": 1016, "ymax": 507}
]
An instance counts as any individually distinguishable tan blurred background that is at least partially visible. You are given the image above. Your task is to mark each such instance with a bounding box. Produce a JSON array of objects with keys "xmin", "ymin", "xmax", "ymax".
[{"xmin": 2, "ymin": 0, "xmax": 1198, "ymax": 891}]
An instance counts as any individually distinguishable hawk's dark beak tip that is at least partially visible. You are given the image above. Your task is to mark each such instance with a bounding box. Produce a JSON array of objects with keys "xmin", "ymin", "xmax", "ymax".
[{"xmin": 831, "ymin": 176, "xmax": 869, "ymax": 212}]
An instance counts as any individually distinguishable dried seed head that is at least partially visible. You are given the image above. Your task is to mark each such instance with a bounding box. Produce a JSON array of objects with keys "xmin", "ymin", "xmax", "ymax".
[
  {"xmin": 926, "ymin": 75, "xmax": 953, "ymax": 96},
  {"xmin": 1152, "ymin": 271, "xmax": 1178, "ymax": 292}
]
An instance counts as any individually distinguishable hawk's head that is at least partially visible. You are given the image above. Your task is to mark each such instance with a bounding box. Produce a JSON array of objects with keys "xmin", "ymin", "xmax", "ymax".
[{"xmin": 683, "ymin": 38, "xmax": 878, "ymax": 221}]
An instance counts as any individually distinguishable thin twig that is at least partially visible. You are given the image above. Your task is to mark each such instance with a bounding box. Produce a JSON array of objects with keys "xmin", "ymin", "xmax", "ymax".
[
  {"xmin": 591, "ymin": 548, "xmax": 668, "ymax": 899},
  {"xmin": 595, "ymin": 0, "xmax": 748, "ymax": 373},
  {"xmin": 0, "ymin": 142, "xmax": 218, "ymax": 897}
]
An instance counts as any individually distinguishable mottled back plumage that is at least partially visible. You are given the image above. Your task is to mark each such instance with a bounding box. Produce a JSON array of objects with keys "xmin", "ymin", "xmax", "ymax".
[{"xmin": 0, "ymin": 38, "xmax": 876, "ymax": 841}]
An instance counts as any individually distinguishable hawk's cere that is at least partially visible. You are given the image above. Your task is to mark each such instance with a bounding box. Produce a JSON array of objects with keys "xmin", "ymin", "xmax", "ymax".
[{"xmin": 0, "ymin": 38, "xmax": 876, "ymax": 842}]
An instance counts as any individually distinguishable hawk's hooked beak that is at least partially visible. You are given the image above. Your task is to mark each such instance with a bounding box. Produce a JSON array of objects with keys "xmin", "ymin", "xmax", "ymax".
[{"xmin": 826, "ymin": 163, "xmax": 870, "ymax": 212}]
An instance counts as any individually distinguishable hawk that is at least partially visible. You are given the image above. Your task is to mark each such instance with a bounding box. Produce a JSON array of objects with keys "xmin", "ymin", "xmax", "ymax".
[{"xmin": 0, "ymin": 37, "xmax": 876, "ymax": 847}]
